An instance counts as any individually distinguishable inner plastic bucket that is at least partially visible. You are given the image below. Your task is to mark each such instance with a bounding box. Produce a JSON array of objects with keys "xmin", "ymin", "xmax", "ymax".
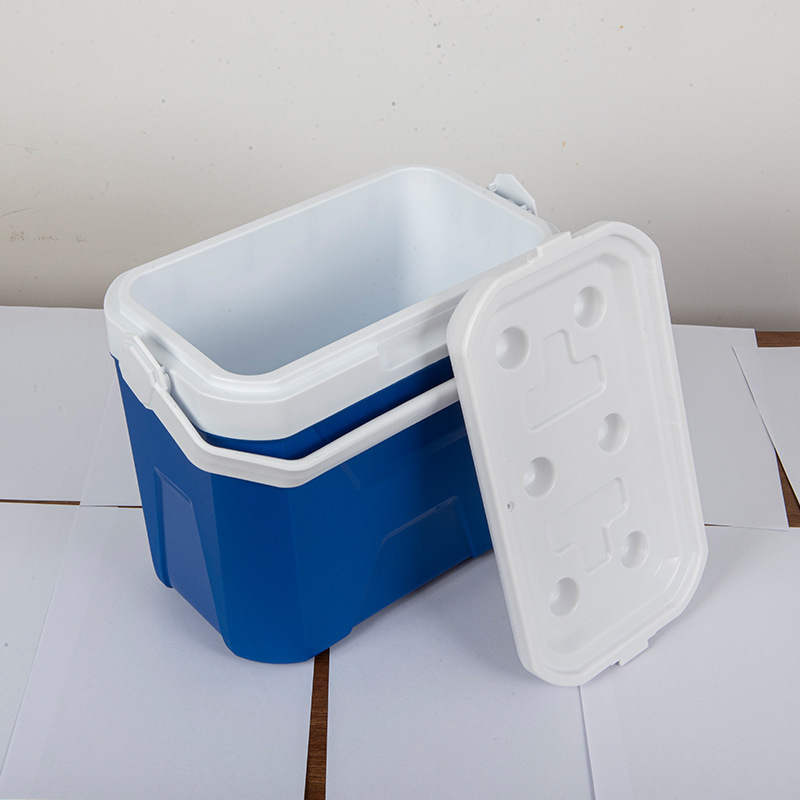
[{"xmin": 105, "ymin": 166, "xmax": 554, "ymax": 441}]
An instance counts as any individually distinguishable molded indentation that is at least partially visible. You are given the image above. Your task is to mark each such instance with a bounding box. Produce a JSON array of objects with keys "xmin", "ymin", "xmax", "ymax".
[
  {"xmin": 496, "ymin": 326, "xmax": 528, "ymax": 370},
  {"xmin": 574, "ymin": 286, "xmax": 606, "ymax": 328},
  {"xmin": 598, "ymin": 413, "xmax": 628, "ymax": 453},
  {"xmin": 355, "ymin": 498, "xmax": 474, "ymax": 623},
  {"xmin": 621, "ymin": 530, "xmax": 648, "ymax": 568},
  {"xmin": 548, "ymin": 478, "xmax": 626, "ymax": 571},
  {"xmin": 550, "ymin": 578, "xmax": 579, "ymax": 616},
  {"xmin": 158, "ymin": 474, "xmax": 219, "ymax": 631},
  {"xmin": 524, "ymin": 457, "xmax": 555, "ymax": 498},
  {"xmin": 522, "ymin": 331, "xmax": 603, "ymax": 431}
]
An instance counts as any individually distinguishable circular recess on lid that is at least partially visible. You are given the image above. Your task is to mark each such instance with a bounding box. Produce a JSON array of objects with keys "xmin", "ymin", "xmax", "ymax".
[
  {"xmin": 495, "ymin": 326, "xmax": 528, "ymax": 370},
  {"xmin": 574, "ymin": 286, "xmax": 606, "ymax": 328},
  {"xmin": 550, "ymin": 578, "xmax": 579, "ymax": 616},
  {"xmin": 523, "ymin": 457, "xmax": 555, "ymax": 498},
  {"xmin": 621, "ymin": 531, "xmax": 648, "ymax": 569},
  {"xmin": 598, "ymin": 413, "xmax": 628, "ymax": 453}
]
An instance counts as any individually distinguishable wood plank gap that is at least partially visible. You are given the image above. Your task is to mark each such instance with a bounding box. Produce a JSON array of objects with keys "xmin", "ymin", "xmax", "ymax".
[
  {"xmin": 0, "ymin": 498, "xmax": 80, "ymax": 506},
  {"xmin": 304, "ymin": 648, "xmax": 329, "ymax": 800},
  {"xmin": 756, "ymin": 331, "xmax": 800, "ymax": 347},
  {"xmin": 78, "ymin": 504, "xmax": 143, "ymax": 509},
  {"xmin": 777, "ymin": 457, "xmax": 800, "ymax": 528}
]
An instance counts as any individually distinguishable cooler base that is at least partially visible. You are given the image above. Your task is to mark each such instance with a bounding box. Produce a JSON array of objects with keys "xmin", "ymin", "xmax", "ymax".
[{"xmin": 117, "ymin": 366, "xmax": 492, "ymax": 663}]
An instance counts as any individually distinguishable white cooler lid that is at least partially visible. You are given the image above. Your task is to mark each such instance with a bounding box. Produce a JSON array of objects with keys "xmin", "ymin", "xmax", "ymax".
[{"xmin": 446, "ymin": 222, "xmax": 707, "ymax": 686}]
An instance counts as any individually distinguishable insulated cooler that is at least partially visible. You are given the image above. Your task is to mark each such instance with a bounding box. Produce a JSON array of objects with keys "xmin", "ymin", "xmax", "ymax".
[{"xmin": 105, "ymin": 165, "xmax": 707, "ymax": 685}]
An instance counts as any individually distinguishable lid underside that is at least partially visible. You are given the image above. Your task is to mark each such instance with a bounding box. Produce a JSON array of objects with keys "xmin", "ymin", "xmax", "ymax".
[{"xmin": 447, "ymin": 223, "xmax": 707, "ymax": 686}]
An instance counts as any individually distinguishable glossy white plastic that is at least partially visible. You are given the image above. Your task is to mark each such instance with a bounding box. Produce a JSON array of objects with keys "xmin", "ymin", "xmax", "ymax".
[
  {"xmin": 447, "ymin": 222, "xmax": 707, "ymax": 686},
  {"xmin": 117, "ymin": 333, "xmax": 458, "ymax": 488},
  {"xmin": 105, "ymin": 166, "xmax": 554, "ymax": 440}
]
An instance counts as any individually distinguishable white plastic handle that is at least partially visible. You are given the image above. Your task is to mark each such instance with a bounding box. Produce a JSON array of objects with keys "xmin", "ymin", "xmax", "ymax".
[{"xmin": 118, "ymin": 336, "xmax": 459, "ymax": 488}]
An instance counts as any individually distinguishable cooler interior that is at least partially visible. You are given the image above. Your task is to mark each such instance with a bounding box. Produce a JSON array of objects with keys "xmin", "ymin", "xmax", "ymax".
[{"xmin": 129, "ymin": 168, "xmax": 547, "ymax": 376}]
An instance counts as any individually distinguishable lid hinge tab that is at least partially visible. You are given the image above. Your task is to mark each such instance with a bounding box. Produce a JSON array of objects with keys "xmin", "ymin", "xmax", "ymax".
[{"xmin": 488, "ymin": 173, "xmax": 539, "ymax": 216}]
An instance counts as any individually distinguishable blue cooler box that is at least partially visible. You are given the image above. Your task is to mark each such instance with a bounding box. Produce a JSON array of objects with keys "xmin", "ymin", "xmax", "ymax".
[{"xmin": 105, "ymin": 166, "xmax": 555, "ymax": 663}]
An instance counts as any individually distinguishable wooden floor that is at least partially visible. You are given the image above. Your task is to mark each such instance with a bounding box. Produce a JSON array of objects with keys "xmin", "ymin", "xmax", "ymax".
[{"xmin": 305, "ymin": 648, "xmax": 329, "ymax": 800}]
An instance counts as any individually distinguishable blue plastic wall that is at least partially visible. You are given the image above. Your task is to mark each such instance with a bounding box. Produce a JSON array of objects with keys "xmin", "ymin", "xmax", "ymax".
[{"xmin": 116, "ymin": 363, "xmax": 492, "ymax": 663}]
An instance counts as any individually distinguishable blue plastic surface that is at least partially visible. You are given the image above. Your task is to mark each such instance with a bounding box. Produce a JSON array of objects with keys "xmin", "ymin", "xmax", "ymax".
[{"xmin": 116, "ymin": 362, "xmax": 492, "ymax": 663}]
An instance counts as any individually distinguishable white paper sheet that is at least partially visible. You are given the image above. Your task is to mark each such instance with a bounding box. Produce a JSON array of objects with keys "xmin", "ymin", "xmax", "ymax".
[
  {"xmin": 0, "ymin": 503, "xmax": 76, "ymax": 769},
  {"xmin": 671, "ymin": 325, "xmax": 787, "ymax": 528},
  {"xmin": 0, "ymin": 307, "xmax": 113, "ymax": 501},
  {"xmin": 0, "ymin": 507, "xmax": 314, "ymax": 800},
  {"xmin": 80, "ymin": 377, "xmax": 141, "ymax": 506},
  {"xmin": 581, "ymin": 526, "xmax": 800, "ymax": 800},
  {"xmin": 327, "ymin": 553, "xmax": 592, "ymax": 800},
  {"xmin": 735, "ymin": 346, "xmax": 800, "ymax": 506}
]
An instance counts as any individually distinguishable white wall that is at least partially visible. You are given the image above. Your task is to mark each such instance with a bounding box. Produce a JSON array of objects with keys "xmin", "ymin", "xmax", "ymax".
[{"xmin": 2, "ymin": 0, "xmax": 799, "ymax": 328}]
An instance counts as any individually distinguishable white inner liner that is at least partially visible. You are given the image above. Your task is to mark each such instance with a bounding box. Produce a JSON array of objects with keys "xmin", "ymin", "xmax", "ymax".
[
  {"xmin": 129, "ymin": 167, "xmax": 548, "ymax": 376},
  {"xmin": 106, "ymin": 166, "xmax": 553, "ymax": 440}
]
